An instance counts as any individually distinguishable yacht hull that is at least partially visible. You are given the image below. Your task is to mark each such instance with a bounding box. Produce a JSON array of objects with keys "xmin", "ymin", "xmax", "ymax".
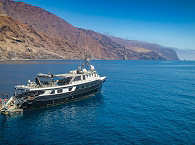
[{"xmin": 21, "ymin": 80, "xmax": 103, "ymax": 110}]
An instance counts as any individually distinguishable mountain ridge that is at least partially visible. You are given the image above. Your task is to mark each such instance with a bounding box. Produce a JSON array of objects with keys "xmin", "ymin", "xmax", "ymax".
[{"xmin": 0, "ymin": 0, "xmax": 179, "ymax": 60}]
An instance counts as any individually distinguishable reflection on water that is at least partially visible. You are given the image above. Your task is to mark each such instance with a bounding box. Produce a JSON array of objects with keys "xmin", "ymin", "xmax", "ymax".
[
  {"xmin": 0, "ymin": 93, "xmax": 104, "ymax": 144},
  {"xmin": 0, "ymin": 92, "xmax": 104, "ymax": 119},
  {"xmin": 23, "ymin": 93, "xmax": 104, "ymax": 118}
]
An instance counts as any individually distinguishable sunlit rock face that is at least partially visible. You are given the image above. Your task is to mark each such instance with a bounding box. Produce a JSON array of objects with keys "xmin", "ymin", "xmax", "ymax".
[{"xmin": 0, "ymin": 0, "xmax": 178, "ymax": 60}]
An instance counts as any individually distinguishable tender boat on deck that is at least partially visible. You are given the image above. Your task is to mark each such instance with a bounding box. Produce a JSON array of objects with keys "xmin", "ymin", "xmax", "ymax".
[{"xmin": 0, "ymin": 60, "xmax": 106, "ymax": 115}]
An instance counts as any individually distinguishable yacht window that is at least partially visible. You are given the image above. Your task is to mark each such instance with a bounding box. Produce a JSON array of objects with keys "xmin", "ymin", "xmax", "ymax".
[
  {"xmin": 57, "ymin": 89, "xmax": 63, "ymax": 93},
  {"xmin": 50, "ymin": 90, "xmax": 55, "ymax": 94},
  {"xmin": 74, "ymin": 76, "xmax": 81, "ymax": 81},
  {"xmin": 83, "ymin": 75, "xmax": 86, "ymax": 80},
  {"xmin": 69, "ymin": 87, "xmax": 73, "ymax": 91},
  {"xmin": 57, "ymin": 77, "xmax": 71, "ymax": 85},
  {"xmin": 36, "ymin": 90, "xmax": 45, "ymax": 96}
]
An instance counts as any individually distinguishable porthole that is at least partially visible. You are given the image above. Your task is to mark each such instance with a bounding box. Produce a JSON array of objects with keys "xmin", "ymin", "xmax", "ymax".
[
  {"xmin": 69, "ymin": 87, "xmax": 73, "ymax": 91},
  {"xmin": 50, "ymin": 90, "xmax": 55, "ymax": 94}
]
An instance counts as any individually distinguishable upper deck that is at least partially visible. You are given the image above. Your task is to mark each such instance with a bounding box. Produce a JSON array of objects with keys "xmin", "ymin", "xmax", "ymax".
[{"xmin": 15, "ymin": 66, "xmax": 103, "ymax": 91}]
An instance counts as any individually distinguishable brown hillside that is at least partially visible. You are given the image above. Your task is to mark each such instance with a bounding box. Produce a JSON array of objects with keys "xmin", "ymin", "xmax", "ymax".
[{"xmin": 0, "ymin": 0, "xmax": 179, "ymax": 60}]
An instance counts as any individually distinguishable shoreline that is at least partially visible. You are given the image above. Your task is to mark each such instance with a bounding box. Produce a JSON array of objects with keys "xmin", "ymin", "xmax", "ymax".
[
  {"xmin": 0, "ymin": 59, "xmax": 188, "ymax": 65},
  {"xmin": 0, "ymin": 59, "xmax": 74, "ymax": 64}
]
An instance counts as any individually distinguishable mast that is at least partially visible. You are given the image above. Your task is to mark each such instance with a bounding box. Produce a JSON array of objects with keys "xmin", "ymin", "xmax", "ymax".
[{"xmin": 80, "ymin": 48, "xmax": 90, "ymax": 69}]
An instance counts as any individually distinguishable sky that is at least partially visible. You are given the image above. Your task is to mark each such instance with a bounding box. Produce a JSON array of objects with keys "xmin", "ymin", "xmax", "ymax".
[{"xmin": 17, "ymin": 0, "xmax": 195, "ymax": 50}]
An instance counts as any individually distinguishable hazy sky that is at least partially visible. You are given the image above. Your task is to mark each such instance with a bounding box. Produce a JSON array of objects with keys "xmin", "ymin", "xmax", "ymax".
[{"xmin": 17, "ymin": 0, "xmax": 195, "ymax": 50}]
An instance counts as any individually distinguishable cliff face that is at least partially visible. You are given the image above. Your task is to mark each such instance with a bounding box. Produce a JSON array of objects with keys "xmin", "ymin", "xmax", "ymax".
[
  {"xmin": 110, "ymin": 36, "xmax": 179, "ymax": 60},
  {"xmin": 0, "ymin": 16, "xmax": 79, "ymax": 59},
  {"xmin": 0, "ymin": 0, "xmax": 179, "ymax": 60},
  {"xmin": 174, "ymin": 49, "xmax": 195, "ymax": 60}
]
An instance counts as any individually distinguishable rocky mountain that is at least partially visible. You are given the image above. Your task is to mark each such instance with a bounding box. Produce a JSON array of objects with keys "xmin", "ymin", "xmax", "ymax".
[
  {"xmin": 0, "ymin": 16, "xmax": 73, "ymax": 59},
  {"xmin": 0, "ymin": 0, "xmax": 178, "ymax": 60},
  {"xmin": 110, "ymin": 36, "xmax": 179, "ymax": 60},
  {"xmin": 174, "ymin": 49, "xmax": 195, "ymax": 60}
]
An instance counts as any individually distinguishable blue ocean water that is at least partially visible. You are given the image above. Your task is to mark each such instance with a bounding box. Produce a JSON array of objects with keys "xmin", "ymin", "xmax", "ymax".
[{"xmin": 0, "ymin": 60, "xmax": 195, "ymax": 145}]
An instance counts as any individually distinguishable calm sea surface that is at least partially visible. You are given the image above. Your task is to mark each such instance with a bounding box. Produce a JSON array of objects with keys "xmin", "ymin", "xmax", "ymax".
[{"xmin": 0, "ymin": 60, "xmax": 195, "ymax": 145}]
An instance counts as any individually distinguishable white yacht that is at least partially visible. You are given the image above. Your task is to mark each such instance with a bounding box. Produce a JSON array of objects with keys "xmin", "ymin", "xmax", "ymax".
[{"xmin": 0, "ymin": 60, "xmax": 106, "ymax": 114}]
